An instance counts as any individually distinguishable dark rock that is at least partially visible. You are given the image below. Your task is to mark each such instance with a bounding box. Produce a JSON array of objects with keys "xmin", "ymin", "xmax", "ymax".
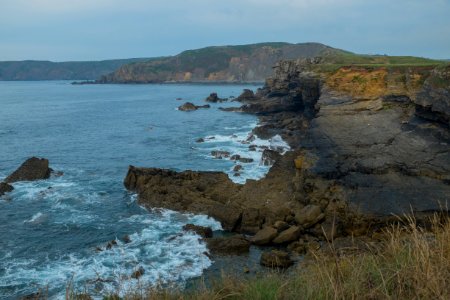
[
  {"xmin": 0, "ymin": 182, "xmax": 14, "ymax": 196},
  {"xmin": 122, "ymin": 235, "xmax": 131, "ymax": 244},
  {"xmin": 131, "ymin": 266, "xmax": 145, "ymax": 279},
  {"xmin": 230, "ymin": 154, "xmax": 241, "ymax": 161},
  {"xmin": 234, "ymin": 173, "xmax": 241, "ymax": 177},
  {"xmin": 260, "ymin": 149, "xmax": 281, "ymax": 166},
  {"xmin": 196, "ymin": 138, "xmax": 205, "ymax": 143},
  {"xmin": 249, "ymin": 145, "xmax": 257, "ymax": 151},
  {"xmin": 260, "ymin": 250, "xmax": 293, "ymax": 268},
  {"xmin": 21, "ymin": 292, "xmax": 45, "ymax": 300},
  {"xmin": 176, "ymin": 97, "xmax": 183, "ymax": 100},
  {"xmin": 206, "ymin": 235, "xmax": 250, "ymax": 255},
  {"xmin": 250, "ymin": 226, "xmax": 278, "ymax": 245},
  {"xmin": 178, "ymin": 102, "xmax": 198, "ymax": 111},
  {"xmin": 236, "ymin": 89, "xmax": 259, "ymax": 102},
  {"xmin": 183, "ymin": 224, "xmax": 213, "ymax": 238},
  {"xmin": 196, "ymin": 104, "xmax": 211, "ymax": 109},
  {"xmin": 5, "ymin": 157, "xmax": 51, "ymax": 183},
  {"xmin": 287, "ymin": 240, "xmax": 307, "ymax": 254},
  {"xmin": 273, "ymin": 220, "xmax": 290, "ymax": 232},
  {"xmin": 238, "ymin": 157, "xmax": 254, "ymax": 163},
  {"xmin": 272, "ymin": 226, "xmax": 302, "ymax": 244},
  {"xmin": 205, "ymin": 93, "xmax": 227, "ymax": 103},
  {"xmin": 211, "ymin": 150, "xmax": 231, "ymax": 159},
  {"xmin": 233, "ymin": 165, "xmax": 243, "ymax": 172},
  {"xmin": 295, "ymin": 205, "xmax": 324, "ymax": 228}
]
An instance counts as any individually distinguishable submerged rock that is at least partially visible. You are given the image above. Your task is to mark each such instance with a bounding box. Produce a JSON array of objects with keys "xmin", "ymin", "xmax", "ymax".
[
  {"xmin": 131, "ymin": 266, "xmax": 145, "ymax": 279},
  {"xmin": 183, "ymin": 224, "xmax": 213, "ymax": 238},
  {"xmin": 211, "ymin": 150, "xmax": 231, "ymax": 159},
  {"xmin": 0, "ymin": 182, "xmax": 14, "ymax": 196},
  {"xmin": 5, "ymin": 157, "xmax": 51, "ymax": 183},
  {"xmin": 206, "ymin": 235, "xmax": 250, "ymax": 255},
  {"xmin": 260, "ymin": 250, "xmax": 293, "ymax": 268}
]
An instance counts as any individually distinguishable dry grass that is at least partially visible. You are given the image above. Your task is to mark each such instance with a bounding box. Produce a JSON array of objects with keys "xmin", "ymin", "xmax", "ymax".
[{"xmin": 68, "ymin": 214, "xmax": 450, "ymax": 300}]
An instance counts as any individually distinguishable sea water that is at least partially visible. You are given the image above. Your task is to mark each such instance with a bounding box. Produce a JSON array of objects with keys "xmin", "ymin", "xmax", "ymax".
[{"xmin": 0, "ymin": 81, "xmax": 288, "ymax": 298}]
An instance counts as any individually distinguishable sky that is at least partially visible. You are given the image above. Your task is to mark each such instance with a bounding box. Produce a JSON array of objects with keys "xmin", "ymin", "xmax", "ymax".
[{"xmin": 0, "ymin": 0, "xmax": 449, "ymax": 61}]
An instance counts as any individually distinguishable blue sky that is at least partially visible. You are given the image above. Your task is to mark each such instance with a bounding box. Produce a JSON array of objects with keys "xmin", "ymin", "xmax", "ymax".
[{"xmin": 0, "ymin": 0, "xmax": 449, "ymax": 61}]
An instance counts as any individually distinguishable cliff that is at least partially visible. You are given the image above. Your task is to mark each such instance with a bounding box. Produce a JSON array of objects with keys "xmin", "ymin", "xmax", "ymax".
[
  {"xmin": 97, "ymin": 42, "xmax": 345, "ymax": 83},
  {"xmin": 124, "ymin": 57, "xmax": 449, "ymax": 253},
  {"xmin": 0, "ymin": 58, "xmax": 151, "ymax": 81}
]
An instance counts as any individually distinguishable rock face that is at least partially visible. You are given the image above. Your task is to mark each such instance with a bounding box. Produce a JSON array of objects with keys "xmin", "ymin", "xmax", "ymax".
[
  {"xmin": 5, "ymin": 157, "xmax": 51, "ymax": 183},
  {"xmin": 236, "ymin": 89, "xmax": 259, "ymax": 102},
  {"xmin": 124, "ymin": 59, "xmax": 450, "ymax": 255},
  {"xmin": 0, "ymin": 182, "xmax": 14, "ymax": 196}
]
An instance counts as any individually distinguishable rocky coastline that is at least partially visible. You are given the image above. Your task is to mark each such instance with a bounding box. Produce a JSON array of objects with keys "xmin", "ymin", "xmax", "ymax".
[{"xmin": 124, "ymin": 58, "xmax": 450, "ymax": 269}]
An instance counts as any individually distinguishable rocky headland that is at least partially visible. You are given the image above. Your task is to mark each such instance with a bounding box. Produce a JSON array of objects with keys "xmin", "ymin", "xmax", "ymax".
[{"xmin": 124, "ymin": 57, "xmax": 450, "ymax": 265}]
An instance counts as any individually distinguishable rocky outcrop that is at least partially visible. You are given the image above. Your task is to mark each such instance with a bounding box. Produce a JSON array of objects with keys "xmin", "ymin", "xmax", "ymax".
[
  {"xmin": 205, "ymin": 93, "xmax": 227, "ymax": 103},
  {"xmin": 0, "ymin": 182, "xmax": 14, "ymax": 196},
  {"xmin": 183, "ymin": 224, "xmax": 213, "ymax": 238},
  {"xmin": 124, "ymin": 58, "xmax": 449, "ymax": 267},
  {"xmin": 178, "ymin": 102, "xmax": 210, "ymax": 111},
  {"xmin": 5, "ymin": 157, "xmax": 52, "ymax": 183}
]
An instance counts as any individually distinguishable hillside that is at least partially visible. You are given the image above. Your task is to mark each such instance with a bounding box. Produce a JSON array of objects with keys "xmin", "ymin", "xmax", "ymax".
[
  {"xmin": 97, "ymin": 42, "xmax": 347, "ymax": 83},
  {"xmin": 0, "ymin": 58, "xmax": 152, "ymax": 81}
]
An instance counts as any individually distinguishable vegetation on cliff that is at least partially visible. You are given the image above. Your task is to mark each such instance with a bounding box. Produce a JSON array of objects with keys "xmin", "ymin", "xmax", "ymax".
[{"xmin": 97, "ymin": 43, "xmax": 345, "ymax": 83}]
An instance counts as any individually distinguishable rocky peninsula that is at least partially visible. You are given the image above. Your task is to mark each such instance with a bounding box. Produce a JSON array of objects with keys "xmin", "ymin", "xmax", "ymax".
[{"xmin": 124, "ymin": 57, "xmax": 449, "ymax": 265}]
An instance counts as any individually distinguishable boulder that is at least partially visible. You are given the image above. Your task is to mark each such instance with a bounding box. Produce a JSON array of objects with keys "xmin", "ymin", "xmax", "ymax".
[
  {"xmin": 122, "ymin": 235, "xmax": 132, "ymax": 244},
  {"xmin": 273, "ymin": 220, "xmax": 290, "ymax": 232},
  {"xmin": 0, "ymin": 182, "xmax": 14, "ymax": 196},
  {"xmin": 239, "ymin": 157, "xmax": 254, "ymax": 163},
  {"xmin": 260, "ymin": 250, "xmax": 293, "ymax": 268},
  {"xmin": 5, "ymin": 157, "xmax": 51, "ymax": 183},
  {"xmin": 211, "ymin": 150, "xmax": 231, "ymax": 159},
  {"xmin": 205, "ymin": 93, "xmax": 227, "ymax": 103},
  {"xmin": 233, "ymin": 165, "xmax": 243, "ymax": 172},
  {"xmin": 230, "ymin": 154, "xmax": 241, "ymax": 161},
  {"xmin": 206, "ymin": 235, "xmax": 250, "ymax": 255},
  {"xmin": 272, "ymin": 225, "xmax": 302, "ymax": 244},
  {"xmin": 131, "ymin": 266, "xmax": 145, "ymax": 279},
  {"xmin": 250, "ymin": 226, "xmax": 278, "ymax": 245},
  {"xmin": 178, "ymin": 103, "xmax": 210, "ymax": 111},
  {"xmin": 182, "ymin": 223, "xmax": 213, "ymax": 238},
  {"xmin": 196, "ymin": 138, "xmax": 205, "ymax": 143},
  {"xmin": 178, "ymin": 102, "xmax": 198, "ymax": 111},
  {"xmin": 295, "ymin": 205, "xmax": 324, "ymax": 228},
  {"xmin": 261, "ymin": 149, "xmax": 281, "ymax": 166}
]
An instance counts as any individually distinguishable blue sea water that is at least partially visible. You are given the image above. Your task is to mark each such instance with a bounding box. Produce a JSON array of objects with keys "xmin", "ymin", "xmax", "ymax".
[{"xmin": 0, "ymin": 81, "xmax": 288, "ymax": 299}]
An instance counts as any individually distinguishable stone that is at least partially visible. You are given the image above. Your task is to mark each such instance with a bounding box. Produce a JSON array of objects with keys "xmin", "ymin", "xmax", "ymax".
[
  {"xmin": 5, "ymin": 157, "xmax": 51, "ymax": 183},
  {"xmin": 122, "ymin": 235, "xmax": 132, "ymax": 244},
  {"xmin": 239, "ymin": 157, "xmax": 254, "ymax": 163},
  {"xmin": 196, "ymin": 138, "xmax": 205, "ymax": 143},
  {"xmin": 230, "ymin": 154, "xmax": 241, "ymax": 161},
  {"xmin": 295, "ymin": 205, "xmax": 324, "ymax": 228},
  {"xmin": 272, "ymin": 226, "xmax": 302, "ymax": 244},
  {"xmin": 205, "ymin": 93, "xmax": 227, "ymax": 103},
  {"xmin": 260, "ymin": 250, "xmax": 293, "ymax": 268},
  {"xmin": 287, "ymin": 240, "xmax": 307, "ymax": 254},
  {"xmin": 183, "ymin": 223, "xmax": 213, "ymax": 238},
  {"xmin": 273, "ymin": 220, "xmax": 290, "ymax": 232},
  {"xmin": 206, "ymin": 235, "xmax": 250, "ymax": 255},
  {"xmin": 178, "ymin": 102, "xmax": 197, "ymax": 111},
  {"xmin": 250, "ymin": 226, "xmax": 278, "ymax": 245},
  {"xmin": 131, "ymin": 266, "xmax": 145, "ymax": 279},
  {"xmin": 233, "ymin": 165, "xmax": 243, "ymax": 172},
  {"xmin": 0, "ymin": 182, "xmax": 14, "ymax": 196},
  {"xmin": 236, "ymin": 89, "xmax": 258, "ymax": 102},
  {"xmin": 211, "ymin": 150, "xmax": 231, "ymax": 159}
]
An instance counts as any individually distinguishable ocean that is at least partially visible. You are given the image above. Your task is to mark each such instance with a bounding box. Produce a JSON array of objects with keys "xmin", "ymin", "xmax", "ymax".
[{"xmin": 0, "ymin": 81, "xmax": 288, "ymax": 298}]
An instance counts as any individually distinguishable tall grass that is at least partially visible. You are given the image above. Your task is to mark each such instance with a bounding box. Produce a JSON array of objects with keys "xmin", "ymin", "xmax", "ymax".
[{"xmin": 67, "ymin": 215, "xmax": 450, "ymax": 300}]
